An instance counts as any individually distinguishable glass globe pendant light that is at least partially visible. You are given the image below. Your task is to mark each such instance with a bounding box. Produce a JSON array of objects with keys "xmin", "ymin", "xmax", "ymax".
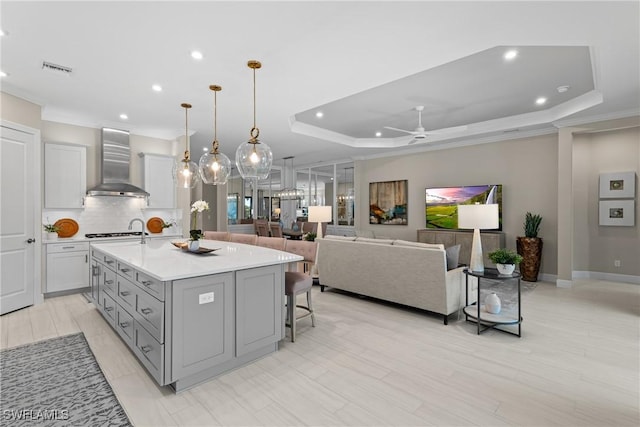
[
  {"xmin": 235, "ymin": 60, "xmax": 273, "ymax": 180},
  {"xmin": 173, "ymin": 103, "xmax": 201, "ymax": 189},
  {"xmin": 199, "ymin": 85, "xmax": 231, "ymax": 185}
]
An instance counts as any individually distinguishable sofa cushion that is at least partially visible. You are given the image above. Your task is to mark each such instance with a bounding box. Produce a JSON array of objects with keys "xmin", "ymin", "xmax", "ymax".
[
  {"xmin": 355, "ymin": 237, "xmax": 394, "ymax": 245},
  {"xmin": 445, "ymin": 244, "xmax": 461, "ymax": 270},
  {"xmin": 323, "ymin": 235, "xmax": 356, "ymax": 241},
  {"xmin": 393, "ymin": 240, "xmax": 445, "ymax": 250}
]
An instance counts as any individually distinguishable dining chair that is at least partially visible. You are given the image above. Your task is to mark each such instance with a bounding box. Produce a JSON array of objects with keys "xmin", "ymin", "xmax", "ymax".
[
  {"xmin": 301, "ymin": 221, "xmax": 317, "ymax": 234},
  {"xmin": 255, "ymin": 219, "xmax": 269, "ymax": 237},
  {"xmin": 284, "ymin": 239, "xmax": 317, "ymax": 342},
  {"xmin": 256, "ymin": 236, "xmax": 286, "ymax": 251},
  {"xmin": 269, "ymin": 222, "xmax": 283, "ymax": 238}
]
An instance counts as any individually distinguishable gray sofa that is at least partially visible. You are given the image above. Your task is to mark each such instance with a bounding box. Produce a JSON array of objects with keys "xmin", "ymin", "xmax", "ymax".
[{"xmin": 316, "ymin": 235, "xmax": 474, "ymax": 324}]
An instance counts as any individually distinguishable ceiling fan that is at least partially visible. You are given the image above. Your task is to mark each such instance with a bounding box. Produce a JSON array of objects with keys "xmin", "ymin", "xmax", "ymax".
[{"xmin": 384, "ymin": 106, "xmax": 467, "ymax": 144}]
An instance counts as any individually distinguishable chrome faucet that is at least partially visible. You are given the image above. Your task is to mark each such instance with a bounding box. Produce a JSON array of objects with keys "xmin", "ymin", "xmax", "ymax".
[{"xmin": 128, "ymin": 218, "xmax": 146, "ymax": 244}]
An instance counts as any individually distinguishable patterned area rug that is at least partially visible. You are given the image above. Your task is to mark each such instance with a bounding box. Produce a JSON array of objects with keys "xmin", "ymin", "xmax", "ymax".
[{"xmin": 0, "ymin": 333, "xmax": 131, "ymax": 427}]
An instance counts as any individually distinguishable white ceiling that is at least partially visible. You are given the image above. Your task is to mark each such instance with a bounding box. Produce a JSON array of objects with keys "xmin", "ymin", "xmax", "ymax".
[{"xmin": 1, "ymin": 1, "xmax": 639, "ymax": 169}]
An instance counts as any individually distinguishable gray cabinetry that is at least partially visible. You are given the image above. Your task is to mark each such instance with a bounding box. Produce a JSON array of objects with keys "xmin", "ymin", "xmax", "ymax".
[
  {"xmin": 89, "ymin": 247, "xmax": 286, "ymax": 392},
  {"xmin": 417, "ymin": 229, "xmax": 504, "ymax": 268},
  {"xmin": 236, "ymin": 265, "xmax": 283, "ymax": 356},
  {"xmin": 171, "ymin": 272, "xmax": 234, "ymax": 381}
]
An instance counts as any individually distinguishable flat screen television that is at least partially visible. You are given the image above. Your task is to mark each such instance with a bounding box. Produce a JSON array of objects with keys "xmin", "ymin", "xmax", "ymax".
[{"xmin": 425, "ymin": 185, "xmax": 502, "ymax": 230}]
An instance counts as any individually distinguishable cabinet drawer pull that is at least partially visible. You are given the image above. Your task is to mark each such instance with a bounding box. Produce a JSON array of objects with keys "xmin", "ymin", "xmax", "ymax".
[
  {"xmin": 141, "ymin": 280, "xmax": 152, "ymax": 287},
  {"xmin": 140, "ymin": 308, "xmax": 152, "ymax": 315},
  {"xmin": 62, "ymin": 246, "xmax": 74, "ymax": 250},
  {"xmin": 141, "ymin": 345, "xmax": 153, "ymax": 353},
  {"xmin": 105, "ymin": 260, "xmax": 114, "ymax": 265},
  {"xmin": 119, "ymin": 321, "xmax": 129, "ymax": 328},
  {"xmin": 120, "ymin": 291, "xmax": 131, "ymax": 296},
  {"xmin": 105, "ymin": 280, "xmax": 114, "ymax": 285},
  {"xmin": 104, "ymin": 306, "xmax": 114, "ymax": 312},
  {"xmin": 120, "ymin": 268, "xmax": 131, "ymax": 273},
  {"xmin": 92, "ymin": 266, "xmax": 100, "ymax": 276}
]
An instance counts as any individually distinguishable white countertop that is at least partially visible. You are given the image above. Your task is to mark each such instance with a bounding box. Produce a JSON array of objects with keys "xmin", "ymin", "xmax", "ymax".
[
  {"xmin": 42, "ymin": 233, "xmax": 183, "ymax": 244},
  {"xmin": 91, "ymin": 239, "xmax": 303, "ymax": 281}
]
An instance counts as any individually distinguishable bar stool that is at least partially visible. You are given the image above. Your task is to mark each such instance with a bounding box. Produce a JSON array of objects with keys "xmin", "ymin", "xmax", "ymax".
[{"xmin": 284, "ymin": 239, "xmax": 317, "ymax": 342}]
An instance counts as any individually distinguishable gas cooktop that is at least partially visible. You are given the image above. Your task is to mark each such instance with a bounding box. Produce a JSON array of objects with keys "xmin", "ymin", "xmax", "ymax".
[{"xmin": 85, "ymin": 232, "xmax": 149, "ymax": 238}]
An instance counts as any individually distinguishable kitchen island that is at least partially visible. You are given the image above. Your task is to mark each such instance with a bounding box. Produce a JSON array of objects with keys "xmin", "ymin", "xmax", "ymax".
[{"xmin": 89, "ymin": 239, "xmax": 302, "ymax": 392}]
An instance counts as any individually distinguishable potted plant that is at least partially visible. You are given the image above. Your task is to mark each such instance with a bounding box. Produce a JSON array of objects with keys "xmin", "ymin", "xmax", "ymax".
[
  {"xmin": 43, "ymin": 222, "xmax": 60, "ymax": 240},
  {"xmin": 488, "ymin": 248, "xmax": 523, "ymax": 275},
  {"xmin": 303, "ymin": 232, "xmax": 317, "ymax": 242},
  {"xmin": 517, "ymin": 212, "xmax": 543, "ymax": 281},
  {"xmin": 189, "ymin": 200, "xmax": 209, "ymax": 250},
  {"xmin": 162, "ymin": 219, "xmax": 176, "ymax": 234}
]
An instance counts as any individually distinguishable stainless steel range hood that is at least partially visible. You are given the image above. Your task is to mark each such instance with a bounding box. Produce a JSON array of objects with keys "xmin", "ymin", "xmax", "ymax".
[{"xmin": 86, "ymin": 128, "xmax": 150, "ymax": 198}]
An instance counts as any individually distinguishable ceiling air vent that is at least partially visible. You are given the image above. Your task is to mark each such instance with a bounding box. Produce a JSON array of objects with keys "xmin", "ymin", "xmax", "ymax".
[{"xmin": 42, "ymin": 61, "xmax": 72, "ymax": 75}]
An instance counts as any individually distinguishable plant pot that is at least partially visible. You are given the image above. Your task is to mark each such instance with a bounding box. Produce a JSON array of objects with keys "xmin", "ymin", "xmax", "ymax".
[
  {"xmin": 517, "ymin": 236, "xmax": 543, "ymax": 282},
  {"xmin": 496, "ymin": 263, "xmax": 515, "ymax": 275},
  {"xmin": 188, "ymin": 240, "xmax": 200, "ymax": 251}
]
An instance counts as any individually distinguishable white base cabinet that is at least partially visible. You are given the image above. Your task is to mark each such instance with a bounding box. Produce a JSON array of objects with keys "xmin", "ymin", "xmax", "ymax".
[{"xmin": 46, "ymin": 242, "xmax": 90, "ymax": 293}]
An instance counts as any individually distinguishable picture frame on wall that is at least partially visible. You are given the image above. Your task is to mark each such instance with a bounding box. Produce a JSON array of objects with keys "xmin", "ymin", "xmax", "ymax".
[
  {"xmin": 369, "ymin": 179, "xmax": 408, "ymax": 225},
  {"xmin": 599, "ymin": 200, "xmax": 635, "ymax": 226},
  {"xmin": 599, "ymin": 172, "xmax": 636, "ymax": 199}
]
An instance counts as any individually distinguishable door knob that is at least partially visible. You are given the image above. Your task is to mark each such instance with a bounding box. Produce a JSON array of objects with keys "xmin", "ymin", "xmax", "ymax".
[{"xmin": 26, "ymin": 238, "xmax": 36, "ymax": 244}]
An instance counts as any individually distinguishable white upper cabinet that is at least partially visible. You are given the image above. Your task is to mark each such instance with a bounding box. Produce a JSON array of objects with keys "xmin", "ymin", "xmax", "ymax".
[
  {"xmin": 140, "ymin": 153, "xmax": 175, "ymax": 208},
  {"xmin": 44, "ymin": 143, "xmax": 87, "ymax": 208}
]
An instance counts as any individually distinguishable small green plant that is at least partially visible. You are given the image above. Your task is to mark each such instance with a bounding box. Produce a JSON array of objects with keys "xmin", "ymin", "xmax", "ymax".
[
  {"xmin": 162, "ymin": 219, "xmax": 176, "ymax": 229},
  {"xmin": 303, "ymin": 232, "xmax": 317, "ymax": 242},
  {"xmin": 488, "ymin": 248, "xmax": 523, "ymax": 265},
  {"xmin": 523, "ymin": 212, "xmax": 542, "ymax": 238},
  {"xmin": 43, "ymin": 223, "xmax": 60, "ymax": 233}
]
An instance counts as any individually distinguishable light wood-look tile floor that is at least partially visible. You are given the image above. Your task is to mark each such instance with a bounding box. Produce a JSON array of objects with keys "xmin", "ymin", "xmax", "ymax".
[{"xmin": 1, "ymin": 279, "xmax": 638, "ymax": 426}]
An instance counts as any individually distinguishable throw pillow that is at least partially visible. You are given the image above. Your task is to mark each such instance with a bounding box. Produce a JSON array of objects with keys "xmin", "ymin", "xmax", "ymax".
[{"xmin": 445, "ymin": 244, "xmax": 461, "ymax": 270}]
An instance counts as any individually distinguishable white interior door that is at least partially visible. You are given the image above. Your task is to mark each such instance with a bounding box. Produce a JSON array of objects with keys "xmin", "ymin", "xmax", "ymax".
[{"xmin": 1, "ymin": 124, "xmax": 38, "ymax": 315}]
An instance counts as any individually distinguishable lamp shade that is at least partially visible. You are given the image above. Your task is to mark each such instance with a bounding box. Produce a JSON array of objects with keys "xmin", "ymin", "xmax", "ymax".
[
  {"xmin": 308, "ymin": 206, "xmax": 332, "ymax": 223},
  {"xmin": 458, "ymin": 204, "xmax": 499, "ymax": 230}
]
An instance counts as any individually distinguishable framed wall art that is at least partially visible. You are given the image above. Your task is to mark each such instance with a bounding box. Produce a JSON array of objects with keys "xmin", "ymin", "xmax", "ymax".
[
  {"xmin": 599, "ymin": 172, "xmax": 636, "ymax": 199},
  {"xmin": 599, "ymin": 200, "xmax": 635, "ymax": 226},
  {"xmin": 369, "ymin": 179, "xmax": 408, "ymax": 225}
]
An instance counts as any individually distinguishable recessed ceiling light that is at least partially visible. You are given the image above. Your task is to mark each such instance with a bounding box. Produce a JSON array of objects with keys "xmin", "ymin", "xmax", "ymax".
[
  {"xmin": 119, "ymin": 113, "xmax": 128, "ymax": 120},
  {"xmin": 152, "ymin": 84, "xmax": 162, "ymax": 92},
  {"xmin": 557, "ymin": 85, "xmax": 570, "ymax": 93},
  {"xmin": 191, "ymin": 50, "xmax": 204, "ymax": 60},
  {"xmin": 504, "ymin": 49, "xmax": 518, "ymax": 60},
  {"xmin": 535, "ymin": 97, "xmax": 547, "ymax": 105},
  {"xmin": 315, "ymin": 111, "xmax": 323, "ymax": 118},
  {"xmin": 375, "ymin": 131, "xmax": 382, "ymax": 137},
  {"xmin": 0, "ymin": 70, "xmax": 7, "ymax": 78},
  {"xmin": 0, "ymin": 29, "xmax": 6, "ymax": 36}
]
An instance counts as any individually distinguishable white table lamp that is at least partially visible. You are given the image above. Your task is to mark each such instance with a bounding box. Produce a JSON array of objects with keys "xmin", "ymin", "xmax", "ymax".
[
  {"xmin": 457, "ymin": 203, "xmax": 499, "ymax": 273},
  {"xmin": 308, "ymin": 206, "xmax": 332, "ymax": 239}
]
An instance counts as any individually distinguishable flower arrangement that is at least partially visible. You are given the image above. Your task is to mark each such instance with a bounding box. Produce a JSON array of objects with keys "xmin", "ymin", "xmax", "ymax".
[{"xmin": 190, "ymin": 200, "xmax": 209, "ymax": 240}]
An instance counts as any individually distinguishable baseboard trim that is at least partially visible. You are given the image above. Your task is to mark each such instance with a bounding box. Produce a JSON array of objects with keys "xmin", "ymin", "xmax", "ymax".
[
  {"xmin": 539, "ymin": 273, "xmax": 557, "ymax": 283},
  {"xmin": 572, "ymin": 270, "xmax": 640, "ymax": 285}
]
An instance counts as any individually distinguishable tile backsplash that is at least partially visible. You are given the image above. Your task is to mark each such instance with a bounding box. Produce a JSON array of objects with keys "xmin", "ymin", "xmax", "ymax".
[{"xmin": 43, "ymin": 196, "xmax": 182, "ymax": 236}]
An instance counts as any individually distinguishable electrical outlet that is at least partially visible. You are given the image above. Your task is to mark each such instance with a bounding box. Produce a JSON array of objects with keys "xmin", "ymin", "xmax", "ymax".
[
  {"xmin": 199, "ymin": 292, "xmax": 214, "ymax": 304},
  {"xmin": 614, "ymin": 260, "xmax": 621, "ymax": 268}
]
